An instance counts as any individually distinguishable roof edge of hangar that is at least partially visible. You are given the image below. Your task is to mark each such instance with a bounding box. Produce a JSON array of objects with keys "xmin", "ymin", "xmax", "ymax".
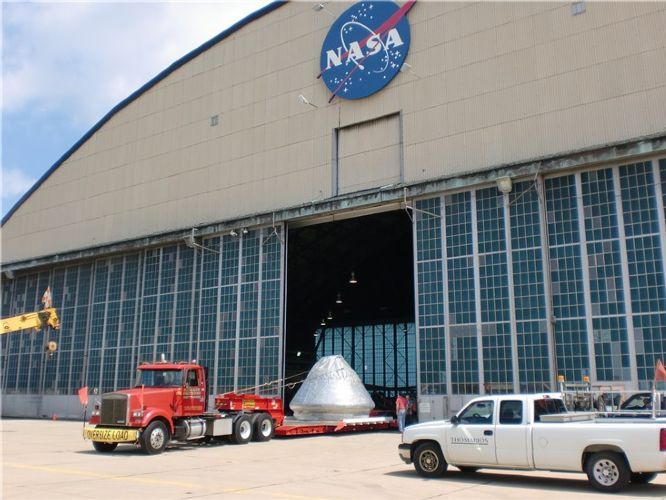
[{"xmin": 1, "ymin": 0, "xmax": 288, "ymax": 227}]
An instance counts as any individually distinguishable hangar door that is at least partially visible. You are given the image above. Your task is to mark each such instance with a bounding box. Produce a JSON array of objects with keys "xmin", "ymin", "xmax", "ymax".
[
  {"xmin": 0, "ymin": 225, "xmax": 285, "ymax": 399},
  {"xmin": 196, "ymin": 225, "xmax": 285, "ymax": 396}
]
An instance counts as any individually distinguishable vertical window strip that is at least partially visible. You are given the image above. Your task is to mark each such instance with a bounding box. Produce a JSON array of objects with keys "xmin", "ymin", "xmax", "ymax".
[
  {"xmin": 446, "ymin": 192, "xmax": 477, "ymax": 394},
  {"xmin": 415, "ymin": 197, "xmax": 446, "ymax": 395},
  {"xmin": 623, "ymin": 161, "xmax": 666, "ymax": 385},
  {"xmin": 510, "ymin": 181, "xmax": 549, "ymax": 392},
  {"xmin": 477, "ymin": 187, "xmax": 513, "ymax": 392},
  {"xmin": 580, "ymin": 168, "xmax": 631, "ymax": 381},
  {"xmin": 545, "ymin": 175, "xmax": 589, "ymax": 383}
]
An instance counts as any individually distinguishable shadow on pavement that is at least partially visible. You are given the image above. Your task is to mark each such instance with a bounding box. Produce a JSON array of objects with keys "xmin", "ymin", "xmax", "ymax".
[{"xmin": 385, "ymin": 469, "xmax": 666, "ymax": 497}]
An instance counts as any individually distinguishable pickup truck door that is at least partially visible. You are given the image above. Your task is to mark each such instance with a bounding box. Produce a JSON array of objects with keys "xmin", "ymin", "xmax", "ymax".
[
  {"xmin": 495, "ymin": 399, "xmax": 530, "ymax": 467},
  {"xmin": 447, "ymin": 400, "xmax": 497, "ymax": 466}
]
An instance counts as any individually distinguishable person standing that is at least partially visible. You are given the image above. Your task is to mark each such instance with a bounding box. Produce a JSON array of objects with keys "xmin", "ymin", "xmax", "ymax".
[
  {"xmin": 396, "ymin": 393, "xmax": 408, "ymax": 432},
  {"xmin": 405, "ymin": 394, "xmax": 413, "ymax": 426},
  {"xmin": 410, "ymin": 394, "xmax": 418, "ymax": 424}
]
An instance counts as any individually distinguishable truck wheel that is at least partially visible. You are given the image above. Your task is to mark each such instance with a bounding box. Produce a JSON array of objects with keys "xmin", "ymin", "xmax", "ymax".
[
  {"xmin": 92, "ymin": 441, "xmax": 117, "ymax": 453},
  {"xmin": 413, "ymin": 442, "xmax": 447, "ymax": 478},
  {"xmin": 140, "ymin": 421, "xmax": 169, "ymax": 454},
  {"xmin": 253, "ymin": 413, "xmax": 274, "ymax": 442},
  {"xmin": 230, "ymin": 415, "xmax": 252, "ymax": 444},
  {"xmin": 631, "ymin": 472, "xmax": 657, "ymax": 484},
  {"xmin": 585, "ymin": 452, "xmax": 630, "ymax": 493}
]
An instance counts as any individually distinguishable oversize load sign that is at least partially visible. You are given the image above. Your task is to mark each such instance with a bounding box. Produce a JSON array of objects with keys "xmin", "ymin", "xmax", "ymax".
[
  {"xmin": 319, "ymin": 1, "xmax": 414, "ymax": 100},
  {"xmin": 84, "ymin": 426, "xmax": 138, "ymax": 443}
]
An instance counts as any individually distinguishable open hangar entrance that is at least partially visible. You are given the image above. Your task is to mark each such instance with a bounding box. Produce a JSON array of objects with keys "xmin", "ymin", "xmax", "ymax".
[{"xmin": 284, "ymin": 208, "xmax": 415, "ymax": 412}]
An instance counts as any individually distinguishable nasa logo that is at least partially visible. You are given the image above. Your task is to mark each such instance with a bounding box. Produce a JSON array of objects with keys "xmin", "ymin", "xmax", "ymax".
[{"xmin": 319, "ymin": 1, "xmax": 414, "ymax": 101}]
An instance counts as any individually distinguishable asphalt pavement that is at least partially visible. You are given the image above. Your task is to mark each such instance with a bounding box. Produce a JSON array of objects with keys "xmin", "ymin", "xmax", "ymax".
[{"xmin": 2, "ymin": 418, "xmax": 665, "ymax": 499}]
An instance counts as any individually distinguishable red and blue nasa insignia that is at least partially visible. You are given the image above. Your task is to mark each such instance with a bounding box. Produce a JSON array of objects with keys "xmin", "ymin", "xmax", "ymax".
[{"xmin": 319, "ymin": 1, "xmax": 414, "ymax": 101}]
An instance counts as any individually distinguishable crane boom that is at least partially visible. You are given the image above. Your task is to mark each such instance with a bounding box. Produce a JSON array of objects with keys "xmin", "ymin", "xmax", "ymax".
[{"xmin": 1, "ymin": 308, "xmax": 60, "ymax": 334}]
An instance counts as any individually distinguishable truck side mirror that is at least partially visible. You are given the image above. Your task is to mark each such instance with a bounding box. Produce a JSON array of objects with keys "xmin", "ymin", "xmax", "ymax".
[{"xmin": 450, "ymin": 415, "xmax": 459, "ymax": 425}]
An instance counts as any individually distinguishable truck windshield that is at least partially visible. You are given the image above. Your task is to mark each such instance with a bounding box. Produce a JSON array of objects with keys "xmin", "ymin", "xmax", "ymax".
[{"xmin": 135, "ymin": 369, "xmax": 182, "ymax": 388}]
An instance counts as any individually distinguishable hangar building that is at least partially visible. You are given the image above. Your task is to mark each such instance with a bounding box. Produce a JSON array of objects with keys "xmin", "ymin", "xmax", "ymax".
[{"xmin": 2, "ymin": 1, "xmax": 666, "ymax": 419}]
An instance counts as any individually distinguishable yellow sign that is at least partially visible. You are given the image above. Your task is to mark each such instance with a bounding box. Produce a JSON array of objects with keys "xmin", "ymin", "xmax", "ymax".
[
  {"xmin": 83, "ymin": 426, "xmax": 138, "ymax": 443},
  {"xmin": 242, "ymin": 400, "xmax": 255, "ymax": 410}
]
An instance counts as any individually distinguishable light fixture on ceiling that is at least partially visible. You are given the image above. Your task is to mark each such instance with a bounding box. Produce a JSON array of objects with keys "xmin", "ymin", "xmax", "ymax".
[
  {"xmin": 327, "ymin": 311, "xmax": 333, "ymax": 320},
  {"xmin": 320, "ymin": 318, "xmax": 326, "ymax": 326},
  {"xmin": 242, "ymin": 228, "xmax": 249, "ymax": 234},
  {"xmin": 496, "ymin": 176, "xmax": 513, "ymax": 194},
  {"xmin": 335, "ymin": 293, "xmax": 342, "ymax": 304},
  {"xmin": 229, "ymin": 229, "xmax": 238, "ymax": 237},
  {"xmin": 349, "ymin": 272, "xmax": 358, "ymax": 284}
]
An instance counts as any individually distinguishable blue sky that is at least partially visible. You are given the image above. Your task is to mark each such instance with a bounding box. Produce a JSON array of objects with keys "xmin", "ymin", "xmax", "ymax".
[{"xmin": 2, "ymin": 0, "xmax": 271, "ymax": 219}]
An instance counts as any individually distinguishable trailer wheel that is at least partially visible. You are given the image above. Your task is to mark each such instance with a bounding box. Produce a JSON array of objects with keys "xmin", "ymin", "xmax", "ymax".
[
  {"xmin": 413, "ymin": 442, "xmax": 447, "ymax": 478},
  {"xmin": 230, "ymin": 415, "xmax": 252, "ymax": 444},
  {"xmin": 140, "ymin": 420, "xmax": 169, "ymax": 454},
  {"xmin": 585, "ymin": 452, "xmax": 630, "ymax": 493},
  {"xmin": 253, "ymin": 413, "xmax": 274, "ymax": 442},
  {"xmin": 631, "ymin": 472, "xmax": 657, "ymax": 484},
  {"xmin": 92, "ymin": 441, "xmax": 117, "ymax": 453}
]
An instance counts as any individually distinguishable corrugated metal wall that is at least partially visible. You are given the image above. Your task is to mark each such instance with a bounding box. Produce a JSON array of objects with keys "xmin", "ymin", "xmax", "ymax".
[{"xmin": 3, "ymin": 2, "xmax": 666, "ymax": 262}]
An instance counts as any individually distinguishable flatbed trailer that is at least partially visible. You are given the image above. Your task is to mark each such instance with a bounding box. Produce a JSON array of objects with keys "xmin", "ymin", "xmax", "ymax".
[
  {"xmin": 216, "ymin": 392, "xmax": 396, "ymax": 436},
  {"xmin": 275, "ymin": 416, "xmax": 396, "ymax": 436}
]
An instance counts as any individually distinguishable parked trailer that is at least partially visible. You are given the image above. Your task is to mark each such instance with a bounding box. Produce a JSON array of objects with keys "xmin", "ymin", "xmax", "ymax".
[
  {"xmin": 215, "ymin": 393, "xmax": 396, "ymax": 436},
  {"xmin": 276, "ymin": 416, "xmax": 395, "ymax": 436}
]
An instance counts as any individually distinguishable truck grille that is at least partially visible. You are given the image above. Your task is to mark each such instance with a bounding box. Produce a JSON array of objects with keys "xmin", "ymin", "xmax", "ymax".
[{"xmin": 101, "ymin": 393, "xmax": 128, "ymax": 425}]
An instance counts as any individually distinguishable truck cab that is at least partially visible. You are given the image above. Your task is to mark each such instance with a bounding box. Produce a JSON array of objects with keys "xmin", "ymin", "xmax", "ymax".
[
  {"xmin": 84, "ymin": 360, "xmax": 281, "ymax": 454},
  {"xmin": 132, "ymin": 362, "xmax": 207, "ymax": 416},
  {"xmin": 86, "ymin": 361, "xmax": 208, "ymax": 453},
  {"xmin": 433, "ymin": 395, "xmax": 566, "ymax": 468}
]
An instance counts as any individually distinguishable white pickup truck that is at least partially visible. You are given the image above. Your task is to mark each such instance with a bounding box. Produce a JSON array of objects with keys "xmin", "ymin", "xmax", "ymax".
[{"xmin": 398, "ymin": 394, "xmax": 666, "ymax": 493}]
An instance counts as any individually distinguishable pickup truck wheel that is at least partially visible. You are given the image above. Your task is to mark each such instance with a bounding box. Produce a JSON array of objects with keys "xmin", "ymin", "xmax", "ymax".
[
  {"xmin": 253, "ymin": 413, "xmax": 274, "ymax": 442},
  {"xmin": 585, "ymin": 452, "xmax": 630, "ymax": 493},
  {"xmin": 230, "ymin": 415, "xmax": 252, "ymax": 444},
  {"xmin": 631, "ymin": 472, "xmax": 657, "ymax": 484},
  {"xmin": 413, "ymin": 442, "xmax": 447, "ymax": 478},
  {"xmin": 92, "ymin": 441, "xmax": 117, "ymax": 453},
  {"xmin": 140, "ymin": 421, "xmax": 169, "ymax": 454}
]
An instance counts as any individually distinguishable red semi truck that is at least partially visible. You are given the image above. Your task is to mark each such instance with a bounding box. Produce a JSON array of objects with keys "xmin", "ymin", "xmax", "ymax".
[
  {"xmin": 84, "ymin": 361, "xmax": 283, "ymax": 454},
  {"xmin": 83, "ymin": 360, "xmax": 394, "ymax": 454}
]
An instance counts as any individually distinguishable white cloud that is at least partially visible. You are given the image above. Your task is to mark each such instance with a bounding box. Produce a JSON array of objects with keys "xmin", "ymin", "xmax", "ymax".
[
  {"xmin": 1, "ymin": 167, "xmax": 37, "ymax": 199},
  {"xmin": 3, "ymin": 1, "xmax": 270, "ymax": 125},
  {"xmin": 2, "ymin": 1, "xmax": 271, "ymax": 217}
]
